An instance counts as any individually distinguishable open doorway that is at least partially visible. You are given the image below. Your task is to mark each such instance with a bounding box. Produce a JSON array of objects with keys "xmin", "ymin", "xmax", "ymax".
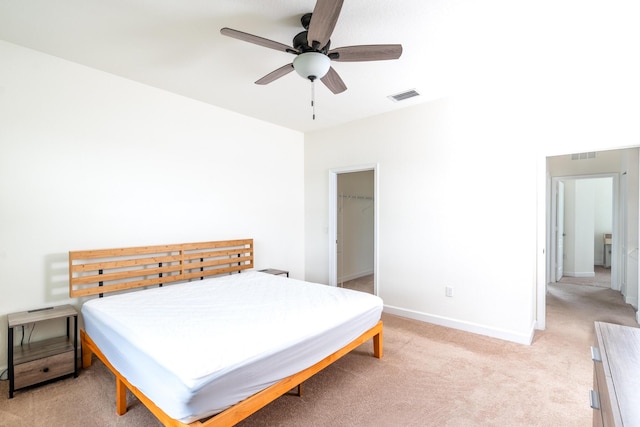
[
  {"xmin": 551, "ymin": 176, "xmax": 614, "ymax": 288},
  {"xmin": 328, "ymin": 164, "xmax": 378, "ymax": 295},
  {"xmin": 337, "ymin": 170, "xmax": 374, "ymax": 293}
]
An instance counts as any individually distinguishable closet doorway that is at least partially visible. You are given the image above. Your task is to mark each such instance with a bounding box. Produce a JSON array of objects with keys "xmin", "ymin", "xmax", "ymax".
[{"xmin": 329, "ymin": 165, "xmax": 377, "ymax": 295}]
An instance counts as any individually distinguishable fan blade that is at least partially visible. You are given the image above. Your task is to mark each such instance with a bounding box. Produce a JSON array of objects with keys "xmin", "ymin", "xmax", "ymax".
[
  {"xmin": 307, "ymin": 0, "xmax": 344, "ymax": 49},
  {"xmin": 320, "ymin": 67, "xmax": 347, "ymax": 94},
  {"xmin": 255, "ymin": 64, "xmax": 295, "ymax": 85},
  {"xmin": 329, "ymin": 44, "xmax": 403, "ymax": 62},
  {"xmin": 221, "ymin": 27, "xmax": 296, "ymax": 54}
]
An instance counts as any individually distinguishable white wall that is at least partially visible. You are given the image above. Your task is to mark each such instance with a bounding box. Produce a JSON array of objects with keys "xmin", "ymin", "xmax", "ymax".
[
  {"xmin": 306, "ymin": 97, "xmax": 540, "ymax": 344},
  {"xmin": 569, "ymin": 180, "xmax": 596, "ymax": 276},
  {"xmin": 0, "ymin": 41, "xmax": 305, "ymax": 370}
]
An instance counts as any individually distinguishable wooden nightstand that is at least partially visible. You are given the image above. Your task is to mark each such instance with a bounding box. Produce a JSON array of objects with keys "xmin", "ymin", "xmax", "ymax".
[
  {"xmin": 7, "ymin": 304, "xmax": 78, "ymax": 398},
  {"xmin": 258, "ymin": 269, "xmax": 289, "ymax": 277}
]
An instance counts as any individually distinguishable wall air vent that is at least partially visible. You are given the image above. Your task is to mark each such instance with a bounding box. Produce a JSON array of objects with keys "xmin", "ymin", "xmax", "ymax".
[
  {"xmin": 388, "ymin": 89, "xmax": 420, "ymax": 102},
  {"xmin": 570, "ymin": 152, "xmax": 597, "ymax": 160}
]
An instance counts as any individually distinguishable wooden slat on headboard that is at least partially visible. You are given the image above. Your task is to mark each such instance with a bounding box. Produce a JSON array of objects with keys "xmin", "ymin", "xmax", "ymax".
[{"xmin": 69, "ymin": 239, "xmax": 254, "ymax": 298}]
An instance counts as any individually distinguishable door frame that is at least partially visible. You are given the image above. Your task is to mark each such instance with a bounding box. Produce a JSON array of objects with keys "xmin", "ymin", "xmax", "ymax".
[
  {"xmin": 538, "ymin": 150, "xmax": 640, "ymax": 331},
  {"xmin": 328, "ymin": 164, "xmax": 378, "ymax": 294},
  {"xmin": 549, "ymin": 173, "xmax": 619, "ymax": 290},
  {"xmin": 554, "ymin": 180, "xmax": 565, "ymax": 281}
]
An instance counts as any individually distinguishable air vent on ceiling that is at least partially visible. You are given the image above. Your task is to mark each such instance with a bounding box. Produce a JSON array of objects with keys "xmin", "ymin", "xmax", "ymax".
[
  {"xmin": 570, "ymin": 152, "xmax": 597, "ymax": 160},
  {"xmin": 388, "ymin": 89, "xmax": 420, "ymax": 102}
]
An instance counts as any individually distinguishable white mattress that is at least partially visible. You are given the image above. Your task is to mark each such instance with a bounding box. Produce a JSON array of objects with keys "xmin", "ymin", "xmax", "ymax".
[{"xmin": 82, "ymin": 271, "xmax": 383, "ymax": 423}]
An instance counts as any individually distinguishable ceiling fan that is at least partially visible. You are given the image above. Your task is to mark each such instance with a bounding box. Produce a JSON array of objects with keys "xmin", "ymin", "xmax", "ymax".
[{"xmin": 220, "ymin": 0, "xmax": 403, "ymax": 95}]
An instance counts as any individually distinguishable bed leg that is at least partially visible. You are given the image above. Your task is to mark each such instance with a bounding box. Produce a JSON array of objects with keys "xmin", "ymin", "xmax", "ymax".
[
  {"xmin": 373, "ymin": 329, "xmax": 383, "ymax": 359},
  {"xmin": 82, "ymin": 348, "xmax": 93, "ymax": 368},
  {"xmin": 81, "ymin": 332, "xmax": 93, "ymax": 368},
  {"xmin": 116, "ymin": 378, "xmax": 127, "ymax": 415}
]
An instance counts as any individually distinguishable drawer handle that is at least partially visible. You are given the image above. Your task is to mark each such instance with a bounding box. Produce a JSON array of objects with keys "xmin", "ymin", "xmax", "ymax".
[
  {"xmin": 591, "ymin": 346, "xmax": 601, "ymax": 362},
  {"xmin": 590, "ymin": 390, "xmax": 600, "ymax": 410},
  {"xmin": 42, "ymin": 367, "xmax": 49, "ymax": 373}
]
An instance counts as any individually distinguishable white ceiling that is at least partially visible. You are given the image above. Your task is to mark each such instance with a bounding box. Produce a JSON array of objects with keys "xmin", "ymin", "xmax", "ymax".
[{"xmin": 0, "ymin": 0, "xmax": 458, "ymax": 133}]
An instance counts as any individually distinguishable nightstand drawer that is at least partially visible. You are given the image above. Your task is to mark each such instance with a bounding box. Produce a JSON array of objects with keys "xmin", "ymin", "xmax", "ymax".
[{"xmin": 14, "ymin": 350, "xmax": 75, "ymax": 389}]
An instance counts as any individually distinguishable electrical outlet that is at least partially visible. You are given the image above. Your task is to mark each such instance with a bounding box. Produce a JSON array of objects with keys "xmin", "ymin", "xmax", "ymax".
[{"xmin": 445, "ymin": 286, "xmax": 454, "ymax": 297}]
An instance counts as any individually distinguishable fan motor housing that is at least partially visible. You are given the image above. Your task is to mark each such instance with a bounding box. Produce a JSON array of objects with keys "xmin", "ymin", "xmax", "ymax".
[
  {"xmin": 293, "ymin": 31, "xmax": 330, "ymax": 54},
  {"xmin": 301, "ymin": 13, "xmax": 312, "ymax": 30},
  {"xmin": 294, "ymin": 13, "xmax": 330, "ymax": 53}
]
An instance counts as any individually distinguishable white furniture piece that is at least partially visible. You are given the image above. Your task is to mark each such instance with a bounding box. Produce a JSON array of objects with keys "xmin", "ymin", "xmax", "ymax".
[
  {"xmin": 591, "ymin": 321, "xmax": 640, "ymax": 426},
  {"xmin": 7, "ymin": 304, "xmax": 78, "ymax": 398}
]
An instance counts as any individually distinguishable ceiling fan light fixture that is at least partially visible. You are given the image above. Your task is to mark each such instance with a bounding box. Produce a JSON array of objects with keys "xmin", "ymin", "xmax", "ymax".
[{"xmin": 293, "ymin": 52, "xmax": 330, "ymax": 81}]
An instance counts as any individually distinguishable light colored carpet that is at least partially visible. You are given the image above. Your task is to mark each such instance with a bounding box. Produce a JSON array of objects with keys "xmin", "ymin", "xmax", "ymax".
[
  {"xmin": 558, "ymin": 266, "xmax": 611, "ymax": 288},
  {"xmin": 0, "ymin": 281, "xmax": 637, "ymax": 426},
  {"xmin": 342, "ymin": 274, "xmax": 374, "ymax": 294}
]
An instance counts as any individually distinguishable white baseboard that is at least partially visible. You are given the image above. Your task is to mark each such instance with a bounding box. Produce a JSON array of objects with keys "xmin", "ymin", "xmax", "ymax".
[{"xmin": 383, "ymin": 305, "xmax": 535, "ymax": 345}]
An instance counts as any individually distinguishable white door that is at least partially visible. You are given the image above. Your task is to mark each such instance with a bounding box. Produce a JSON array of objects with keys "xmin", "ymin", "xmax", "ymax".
[{"xmin": 556, "ymin": 181, "xmax": 564, "ymax": 281}]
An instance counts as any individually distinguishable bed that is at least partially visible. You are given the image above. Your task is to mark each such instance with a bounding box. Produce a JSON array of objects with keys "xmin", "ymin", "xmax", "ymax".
[{"xmin": 69, "ymin": 239, "xmax": 383, "ymax": 426}]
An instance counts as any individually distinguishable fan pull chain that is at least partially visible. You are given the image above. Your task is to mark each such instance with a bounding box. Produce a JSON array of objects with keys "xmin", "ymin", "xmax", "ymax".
[{"xmin": 311, "ymin": 79, "xmax": 316, "ymax": 120}]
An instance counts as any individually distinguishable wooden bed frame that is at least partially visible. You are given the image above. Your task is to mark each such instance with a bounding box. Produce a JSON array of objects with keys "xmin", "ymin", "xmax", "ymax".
[{"xmin": 69, "ymin": 239, "xmax": 383, "ymax": 426}]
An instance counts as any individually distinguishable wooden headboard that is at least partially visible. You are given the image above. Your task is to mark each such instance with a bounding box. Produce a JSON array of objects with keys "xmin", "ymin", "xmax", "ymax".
[{"xmin": 69, "ymin": 239, "xmax": 253, "ymax": 298}]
